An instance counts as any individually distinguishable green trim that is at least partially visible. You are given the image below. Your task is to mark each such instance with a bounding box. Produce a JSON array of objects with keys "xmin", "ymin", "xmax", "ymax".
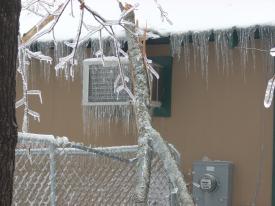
[
  {"xmin": 254, "ymin": 28, "xmax": 261, "ymax": 39},
  {"xmin": 209, "ymin": 31, "xmax": 215, "ymax": 42},
  {"xmin": 228, "ymin": 29, "xmax": 239, "ymax": 48},
  {"xmin": 148, "ymin": 56, "xmax": 173, "ymax": 117},
  {"xmin": 147, "ymin": 37, "xmax": 170, "ymax": 45}
]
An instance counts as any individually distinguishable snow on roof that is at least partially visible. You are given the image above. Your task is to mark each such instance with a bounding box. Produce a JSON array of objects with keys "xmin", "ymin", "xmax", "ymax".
[{"xmin": 20, "ymin": 0, "xmax": 275, "ymax": 41}]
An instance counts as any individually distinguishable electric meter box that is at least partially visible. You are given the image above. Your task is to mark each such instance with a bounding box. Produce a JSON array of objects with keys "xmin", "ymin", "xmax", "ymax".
[{"xmin": 192, "ymin": 160, "xmax": 233, "ymax": 206}]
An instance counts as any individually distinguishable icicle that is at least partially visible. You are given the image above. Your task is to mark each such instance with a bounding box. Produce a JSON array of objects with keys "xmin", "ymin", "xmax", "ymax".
[
  {"xmin": 212, "ymin": 29, "xmax": 236, "ymax": 76},
  {"xmin": 168, "ymin": 26, "xmax": 275, "ymax": 85},
  {"xmin": 214, "ymin": 31, "xmax": 221, "ymax": 72},
  {"xmin": 237, "ymin": 27, "xmax": 257, "ymax": 79},
  {"xmin": 191, "ymin": 31, "xmax": 210, "ymax": 83},
  {"xmin": 182, "ymin": 34, "xmax": 191, "ymax": 75},
  {"xmin": 264, "ymin": 75, "xmax": 275, "ymax": 108},
  {"xmin": 249, "ymin": 28, "xmax": 257, "ymax": 71},
  {"xmin": 35, "ymin": 41, "xmax": 53, "ymax": 81},
  {"xmin": 258, "ymin": 26, "xmax": 275, "ymax": 75},
  {"xmin": 82, "ymin": 104, "xmax": 135, "ymax": 138},
  {"xmin": 170, "ymin": 33, "xmax": 192, "ymax": 76},
  {"xmin": 170, "ymin": 34, "xmax": 184, "ymax": 58}
]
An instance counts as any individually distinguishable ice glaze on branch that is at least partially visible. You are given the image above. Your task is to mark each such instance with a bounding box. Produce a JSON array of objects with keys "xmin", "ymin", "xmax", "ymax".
[
  {"xmin": 122, "ymin": 3, "xmax": 194, "ymax": 205},
  {"xmin": 21, "ymin": 1, "xmax": 70, "ymax": 47}
]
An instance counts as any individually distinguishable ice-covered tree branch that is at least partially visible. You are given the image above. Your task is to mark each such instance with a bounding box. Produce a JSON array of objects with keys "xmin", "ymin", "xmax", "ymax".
[
  {"xmin": 122, "ymin": 3, "xmax": 194, "ymax": 205},
  {"xmin": 16, "ymin": 46, "xmax": 50, "ymax": 132},
  {"xmin": 21, "ymin": 1, "xmax": 69, "ymax": 46}
]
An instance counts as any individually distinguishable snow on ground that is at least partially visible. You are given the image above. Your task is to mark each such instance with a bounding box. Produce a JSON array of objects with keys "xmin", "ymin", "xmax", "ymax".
[{"xmin": 20, "ymin": 0, "xmax": 275, "ymax": 41}]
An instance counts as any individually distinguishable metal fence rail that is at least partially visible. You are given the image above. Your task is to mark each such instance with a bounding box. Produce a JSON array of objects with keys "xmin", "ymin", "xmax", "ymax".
[{"xmin": 13, "ymin": 132, "xmax": 175, "ymax": 206}]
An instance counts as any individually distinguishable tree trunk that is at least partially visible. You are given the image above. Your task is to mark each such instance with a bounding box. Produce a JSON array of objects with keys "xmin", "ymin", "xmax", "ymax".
[
  {"xmin": 124, "ymin": 9, "xmax": 194, "ymax": 206},
  {"xmin": 0, "ymin": 0, "xmax": 21, "ymax": 205}
]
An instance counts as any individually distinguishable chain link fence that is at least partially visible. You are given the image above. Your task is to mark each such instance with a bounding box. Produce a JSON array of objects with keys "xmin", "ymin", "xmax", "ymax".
[{"xmin": 13, "ymin": 132, "xmax": 177, "ymax": 206}]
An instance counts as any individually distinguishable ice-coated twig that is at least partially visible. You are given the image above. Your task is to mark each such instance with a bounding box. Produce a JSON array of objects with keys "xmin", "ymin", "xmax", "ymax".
[
  {"xmin": 55, "ymin": 52, "xmax": 75, "ymax": 78},
  {"xmin": 119, "ymin": 3, "xmax": 139, "ymax": 21},
  {"xmin": 70, "ymin": 0, "xmax": 74, "ymax": 17},
  {"xmin": 39, "ymin": 2, "xmax": 51, "ymax": 15},
  {"xmin": 144, "ymin": 57, "xmax": 159, "ymax": 79},
  {"xmin": 24, "ymin": 0, "xmax": 55, "ymax": 8},
  {"xmin": 16, "ymin": 98, "xmax": 24, "ymax": 109},
  {"xmin": 77, "ymin": 0, "xmax": 107, "ymax": 22},
  {"xmin": 22, "ymin": 0, "xmax": 43, "ymax": 10},
  {"xmin": 114, "ymin": 39, "xmax": 127, "ymax": 90},
  {"xmin": 27, "ymin": 90, "xmax": 43, "ymax": 104},
  {"xmin": 28, "ymin": 109, "xmax": 41, "ymax": 122},
  {"xmin": 22, "ymin": 1, "xmax": 70, "ymax": 46},
  {"xmin": 55, "ymin": 6, "xmax": 84, "ymax": 79},
  {"xmin": 17, "ymin": 47, "xmax": 44, "ymax": 132},
  {"xmin": 52, "ymin": 29, "xmax": 58, "ymax": 46},
  {"xmin": 98, "ymin": 30, "xmax": 105, "ymax": 64},
  {"xmin": 72, "ymin": 7, "xmax": 84, "ymax": 62},
  {"xmin": 64, "ymin": 25, "xmax": 103, "ymax": 48},
  {"xmin": 78, "ymin": 0, "xmax": 130, "ymax": 41},
  {"xmin": 25, "ymin": 7, "xmax": 45, "ymax": 17},
  {"xmin": 25, "ymin": 49, "xmax": 52, "ymax": 63},
  {"xmin": 17, "ymin": 35, "xmax": 51, "ymax": 132},
  {"xmin": 119, "ymin": 47, "xmax": 128, "ymax": 57},
  {"xmin": 74, "ymin": 0, "xmax": 135, "ymax": 100},
  {"xmin": 153, "ymin": 0, "xmax": 173, "ymax": 25}
]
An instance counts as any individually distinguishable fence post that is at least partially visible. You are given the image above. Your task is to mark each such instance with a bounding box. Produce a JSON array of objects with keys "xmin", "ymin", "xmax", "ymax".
[{"xmin": 49, "ymin": 143, "xmax": 56, "ymax": 206}]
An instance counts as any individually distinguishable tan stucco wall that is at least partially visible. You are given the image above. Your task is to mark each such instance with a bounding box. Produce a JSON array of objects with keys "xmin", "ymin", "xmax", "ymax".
[{"xmin": 16, "ymin": 41, "xmax": 273, "ymax": 205}]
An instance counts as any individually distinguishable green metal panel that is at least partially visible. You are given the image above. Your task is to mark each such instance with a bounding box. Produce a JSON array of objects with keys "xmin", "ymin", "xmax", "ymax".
[{"xmin": 148, "ymin": 56, "xmax": 173, "ymax": 117}]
